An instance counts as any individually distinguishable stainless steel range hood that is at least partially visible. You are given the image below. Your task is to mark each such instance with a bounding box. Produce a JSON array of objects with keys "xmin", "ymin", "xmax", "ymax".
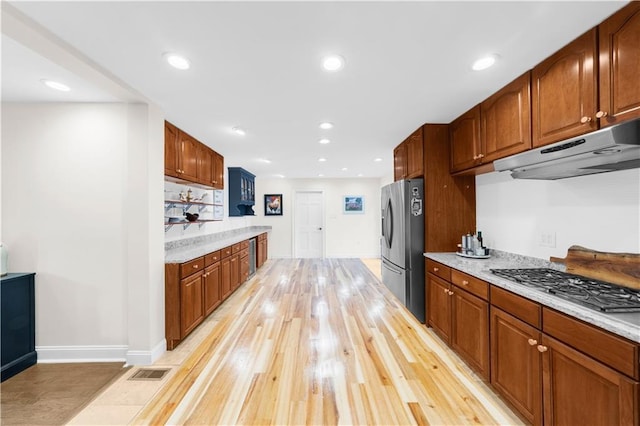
[{"xmin": 493, "ymin": 118, "xmax": 640, "ymax": 180}]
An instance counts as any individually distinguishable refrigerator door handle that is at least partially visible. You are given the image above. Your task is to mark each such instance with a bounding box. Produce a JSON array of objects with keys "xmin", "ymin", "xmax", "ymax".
[{"xmin": 386, "ymin": 199, "xmax": 394, "ymax": 248}]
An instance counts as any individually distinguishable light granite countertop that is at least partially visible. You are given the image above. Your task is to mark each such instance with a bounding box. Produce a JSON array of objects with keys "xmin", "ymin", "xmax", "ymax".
[
  {"xmin": 424, "ymin": 251, "xmax": 640, "ymax": 343},
  {"xmin": 165, "ymin": 226, "xmax": 271, "ymax": 264}
]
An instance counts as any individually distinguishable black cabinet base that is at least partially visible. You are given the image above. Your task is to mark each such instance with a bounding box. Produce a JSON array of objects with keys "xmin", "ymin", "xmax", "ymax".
[{"xmin": 1, "ymin": 351, "xmax": 37, "ymax": 382}]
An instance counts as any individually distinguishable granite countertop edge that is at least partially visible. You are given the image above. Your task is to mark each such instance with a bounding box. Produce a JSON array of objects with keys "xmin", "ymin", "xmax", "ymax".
[
  {"xmin": 165, "ymin": 226, "xmax": 272, "ymax": 264},
  {"xmin": 424, "ymin": 251, "xmax": 640, "ymax": 344}
]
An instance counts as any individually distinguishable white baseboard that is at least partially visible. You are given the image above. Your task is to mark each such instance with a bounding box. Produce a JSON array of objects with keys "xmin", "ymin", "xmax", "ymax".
[
  {"xmin": 126, "ymin": 339, "xmax": 166, "ymax": 366},
  {"xmin": 36, "ymin": 339, "xmax": 167, "ymax": 365},
  {"xmin": 36, "ymin": 345, "xmax": 128, "ymax": 363}
]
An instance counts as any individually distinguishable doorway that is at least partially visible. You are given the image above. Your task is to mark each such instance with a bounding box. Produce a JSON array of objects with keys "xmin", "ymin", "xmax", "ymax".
[{"xmin": 293, "ymin": 191, "xmax": 324, "ymax": 258}]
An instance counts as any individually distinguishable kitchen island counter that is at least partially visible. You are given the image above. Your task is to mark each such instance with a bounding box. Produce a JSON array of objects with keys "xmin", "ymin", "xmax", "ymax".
[
  {"xmin": 424, "ymin": 251, "xmax": 640, "ymax": 343},
  {"xmin": 166, "ymin": 226, "xmax": 271, "ymax": 263}
]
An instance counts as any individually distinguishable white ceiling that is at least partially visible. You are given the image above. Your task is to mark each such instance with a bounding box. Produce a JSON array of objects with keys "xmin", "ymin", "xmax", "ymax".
[{"xmin": 1, "ymin": 1, "xmax": 628, "ymax": 179}]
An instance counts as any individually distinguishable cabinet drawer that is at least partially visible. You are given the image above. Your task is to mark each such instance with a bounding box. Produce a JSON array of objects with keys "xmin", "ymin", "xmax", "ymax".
[
  {"xmin": 232, "ymin": 243, "xmax": 242, "ymax": 254},
  {"xmin": 180, "ymin": 257, "xmax": 204, "ymax": 278},
  {"xmin": 220, "ymin": 246, "xmax": 232, "ymax": 259},
  {"xmin": 491, "ymin": 286, "xmax": 541, "ymax": 328},
  {"xmin": 258, "ymin": 233, "xmax": 267, "ymax": 241},
  {"xmin": 240, "ymin": 248, "xmax": 249, "ymax": 258},
  {"xmin": 240, "ymin": 240, "xmax": 249, "ymax": 250},
  {"xmin": 451, "ymin": 269, "xmax": 488, "ymax": 300},
  {"xmin": 426, "ymin": 259, "xmax": 451, "ymax": 281},
  {"xmin": 543, "ymin": 307, "xmax": 639, "ymax": 380},
  {"xmin": 205, "ymin": 250, "xmax": 221, "ymax": 266}
]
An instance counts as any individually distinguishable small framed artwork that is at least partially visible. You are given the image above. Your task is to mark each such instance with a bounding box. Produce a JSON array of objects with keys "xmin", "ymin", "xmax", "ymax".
[
  {"xmin": 264, "ymin": 194, "xmax": 283, "ymax": 216},
  {"xmin": 343, "ymin": 195, "xmax": 364, "ymax": 214}
]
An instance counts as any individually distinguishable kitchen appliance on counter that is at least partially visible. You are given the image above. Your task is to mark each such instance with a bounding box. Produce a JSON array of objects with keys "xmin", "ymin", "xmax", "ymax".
[
  {"xmin": 491, "ymin": 268, "xmax": 640, "ymax": 313},
  {"xmin": 381, "ymin": 179, "xmax": 425, "ymax": 322},
  {"xmin": 494, "ymin": 117, "xmax": 640, "ymax": 180}
]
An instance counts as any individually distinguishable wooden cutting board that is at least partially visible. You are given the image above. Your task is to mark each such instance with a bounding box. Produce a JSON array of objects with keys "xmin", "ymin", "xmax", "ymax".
[{"xmin": 550, "ymin": 246, "xmax": 640, "ymax": 290}]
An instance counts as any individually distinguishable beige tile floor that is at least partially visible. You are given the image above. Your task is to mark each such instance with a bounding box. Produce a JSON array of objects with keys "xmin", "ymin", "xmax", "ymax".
[{"xmin": 67, "ymin": 258, "xmax": 515, "ymax": 425}]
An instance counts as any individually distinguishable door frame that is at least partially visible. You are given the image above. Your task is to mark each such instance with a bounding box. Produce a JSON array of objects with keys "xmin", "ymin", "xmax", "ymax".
[{"xmin": 292, "ymin": 189, "xmax": 326, "ymax": 258}]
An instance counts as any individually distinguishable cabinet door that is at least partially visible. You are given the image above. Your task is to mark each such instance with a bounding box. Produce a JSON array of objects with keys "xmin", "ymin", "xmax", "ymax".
[
  {"xmin": 598, "ymin": 1, "xmax": 640, "ymax": 127},
  {"xmin": 541, "ymin": 334, "xmax": 639, "ymax": 426},
  {"xmin": 241, "ymin": 255, "xmax": 249, "ymax": 282},
  {"xmin": 221, "ymin": 257, "xmax": 232, "ymax": 299},
  {"xmin": 450, "ymin": 286, "xmax": 490, "ymax": 380},
  {"xmin": 164, "ymin": 121, "xmax": 180, "ymax": 178},
  {"xmin": 532, "ymin": 29, "xmax": 598, "ymax": 147},
  {"xmin": 179, "ymin": 131, "xmax": 199, "ymax": 181},
  {"xmin": 481, "ymin": 72, "xmax": 532, "ymax": 163},
  {"xmin": 426, "ymin": 274, "xmax": 451, "ymax": 343},
  {"xmin": 406, "ymin": 128, "xmax": 423, "ymax": 178},
  {"xmin": 212, "ymin": 151, "xmax": 224, "ymax": 189},
  {"xmin": 230, "ymin": 254, "xmax": 240, "ymax": 290},
  {"xmin": 180, "ymin": 273, "xmax": 204, "ymax": 338},
  {"xmin": 393, "ymin": 143, "xmax": 407, "ymax": 181},
  {"xmin": 197, "ymin": 145, "xmax": 213, "ymax": 187},
  {"xmin": 450, "ymin": 105, "xmax": 481, "ymax": 172},
  {"xmin": 491, "ymin": 307, "xmax": 543, "ymax": 425},
  {"xmin": 203, "ymin": 263, "xmax": 221, "ymax": 315}
]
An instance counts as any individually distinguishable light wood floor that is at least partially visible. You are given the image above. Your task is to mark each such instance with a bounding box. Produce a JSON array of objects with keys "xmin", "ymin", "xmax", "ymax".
[{"xmin": 131, "ymin": 258, "xmax": 522, "ymax": 425}]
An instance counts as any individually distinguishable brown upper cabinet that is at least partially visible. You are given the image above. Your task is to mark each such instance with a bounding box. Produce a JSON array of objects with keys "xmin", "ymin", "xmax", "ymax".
[
  {"xmin": 532, "ymin": 29, "xmax": 598, "ymax": 148},
  {"xmin": 450, "ymin": 105, "xmax": 482, "ymax": 172},
  {"xmin": 598, "ymin": 1, "xmax": 640, "ymax": 127},
  {"xmin": 405, "ymin": 127, "xmax": 424, "ymax": 179},
  {"xmin": 533, "ymin": 2, "xmax": 640, "ymax": 147},
  {"xmin": 481, "ymin": 72, "xmax": 532, "ymax": 163},
  {"xmin": 393, "ymin": 126, "xmax": 424, "ymax": 181},
  {"xmin": 164, "ymin": 120, "xmax": 224, "ymax": 189},
  {"xmin": 393, "ymin": 143, "xmax": 407, "ymax": 181}
]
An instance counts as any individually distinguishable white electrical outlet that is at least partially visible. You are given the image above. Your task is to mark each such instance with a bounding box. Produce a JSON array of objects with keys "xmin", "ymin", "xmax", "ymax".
[{"xmin": 538, "ymin": 230, "xmax": 556, "ymax": 248}]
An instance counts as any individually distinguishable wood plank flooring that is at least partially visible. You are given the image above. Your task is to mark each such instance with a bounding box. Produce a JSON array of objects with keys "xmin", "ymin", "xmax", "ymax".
[{"xmin": 132, "ymin": 259, "xmax": 523, "ymax": 425}]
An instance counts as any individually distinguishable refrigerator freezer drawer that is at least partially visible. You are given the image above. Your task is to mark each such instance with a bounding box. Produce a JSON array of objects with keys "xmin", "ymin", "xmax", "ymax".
[{"xmin": 381, "ymin": 259, "xmax": 406, "ymax": 305}]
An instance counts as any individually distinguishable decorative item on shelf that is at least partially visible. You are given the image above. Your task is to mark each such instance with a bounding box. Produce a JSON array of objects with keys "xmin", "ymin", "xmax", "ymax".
[
  {"xmin": 264, "ymin": 194, "xmax": 283, "ymax": 216},
  {"xmin": 185, "ymin": 212, "xmax": 199, "ymax": 222},
  {"xmin": 179, "ymin": 191, "xmax": 187, "ymax": 202},
  {"xmin": 343, "ymin": 195, "xmax": 364, "ymax": 214},
  {"xmin": 186, "ymin": 188, "xmax": 193, "ymax": 202}
]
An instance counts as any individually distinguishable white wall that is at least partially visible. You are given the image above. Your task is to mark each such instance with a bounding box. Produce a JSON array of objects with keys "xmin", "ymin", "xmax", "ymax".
[
  {"xmin": 476, "ymin": 169, "xmax": 640, "ymax": 259},
  {"xmin": 253, "ymin": 177, "xmax": 382, "ymax": 258},
  {"xmin": 1, "ymin": 103, "xmax": 165, "ymax": 364}
]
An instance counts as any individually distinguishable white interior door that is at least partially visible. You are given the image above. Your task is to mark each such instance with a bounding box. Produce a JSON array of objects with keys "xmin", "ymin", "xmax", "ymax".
[{"xmin": 294, "ymin": 191, "xmax": 324, "ymax": 258}]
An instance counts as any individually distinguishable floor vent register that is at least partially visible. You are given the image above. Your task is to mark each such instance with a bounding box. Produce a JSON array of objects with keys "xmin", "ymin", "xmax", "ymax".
[{"xmin": 128, "ymin": 368, "xmax": 170, "ymax": 381}]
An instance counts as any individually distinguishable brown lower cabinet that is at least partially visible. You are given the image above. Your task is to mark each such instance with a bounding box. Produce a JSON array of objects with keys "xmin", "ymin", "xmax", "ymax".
[
  {"xmin": 257, "ymin": 233, "xmax": 268, "ymax": 268},
  {"xmin": 165, "ymin": 237, "xmax": 262, "ymax": 350},
  {"xmin": 426, "ymin": 260, "xmax": 490, "ymax": 380},
  {"xmin": 427, "ymin": 259, "xmax": 640, "ymax": 425}
]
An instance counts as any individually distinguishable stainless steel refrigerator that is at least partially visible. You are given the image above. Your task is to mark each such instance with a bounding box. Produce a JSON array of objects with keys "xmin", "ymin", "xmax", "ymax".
[{"xmin": 380, "ymin": 179, "xmax": 425, "ymax": 322}]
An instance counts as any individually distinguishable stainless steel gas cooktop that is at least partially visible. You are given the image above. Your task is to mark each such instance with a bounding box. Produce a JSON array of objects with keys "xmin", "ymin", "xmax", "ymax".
[{"xmin": 490, "ymin": 268, "xmax": 640, "ymax": 313}]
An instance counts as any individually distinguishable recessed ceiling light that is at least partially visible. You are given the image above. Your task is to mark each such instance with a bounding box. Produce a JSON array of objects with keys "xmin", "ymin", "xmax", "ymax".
[
  {"xmin": 319, "ymin": 122, "xmax": 334, "ymax": 130},
  {"xmin": 472, "ymin": 54, "xmax": 499, "ymax": 71},
  {"xmin": 275, "ymin": 174, "xmax": 286, "ymax": 178},
  {"xmin": 163, "ymin": 52, "xmax": 191, "ymax": 70},
  {"xmin": 374, "ymin": 158, "xmax": 382, "ymax": 162},
  {"xmin": 232, "ymin": 126, "xmax": 246, "ymax": 136},
  {"xmin": 322, "ymin": 55, "xmax": 345, "ymax": 72},
  {"xmin": 41, "ymin": 79, "xmax": 70, "ymax": 92},
  {"xmin": 357, "ymin": 173, "xmax": 363, "ymax": 177},
  {"xmin": 258, "ymin": 158, "xmax": 271, "ymax": 164},
  {"xmin": 318, "ymin": 173, "xmax": 324, "ymax": 177},
  {"xmin": 318, "ymin": 158, "xmax": 327, "ymax": 162},
  {"xmin": 318, "ymin": 138, "xmax": 331, "ymax": 145},
  {"xmin": 341, "ymin": 167, "xmax": 348, "ymax": 171}
]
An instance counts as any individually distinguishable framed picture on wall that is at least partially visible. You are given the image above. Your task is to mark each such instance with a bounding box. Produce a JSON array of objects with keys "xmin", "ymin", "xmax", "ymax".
[
  {"xmin": 264, "ymin": 194, "xmax": 283, "ymax": 216},
  {"xmin": 343, "ymin": 195, "xmax": 364, "ymax": 214}
]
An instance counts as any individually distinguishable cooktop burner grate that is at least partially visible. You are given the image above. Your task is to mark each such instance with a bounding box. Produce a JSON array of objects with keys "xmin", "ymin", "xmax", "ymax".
[{"xmin": 490, "ymin": 268, "xmax": 640, "ymax": 313}]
